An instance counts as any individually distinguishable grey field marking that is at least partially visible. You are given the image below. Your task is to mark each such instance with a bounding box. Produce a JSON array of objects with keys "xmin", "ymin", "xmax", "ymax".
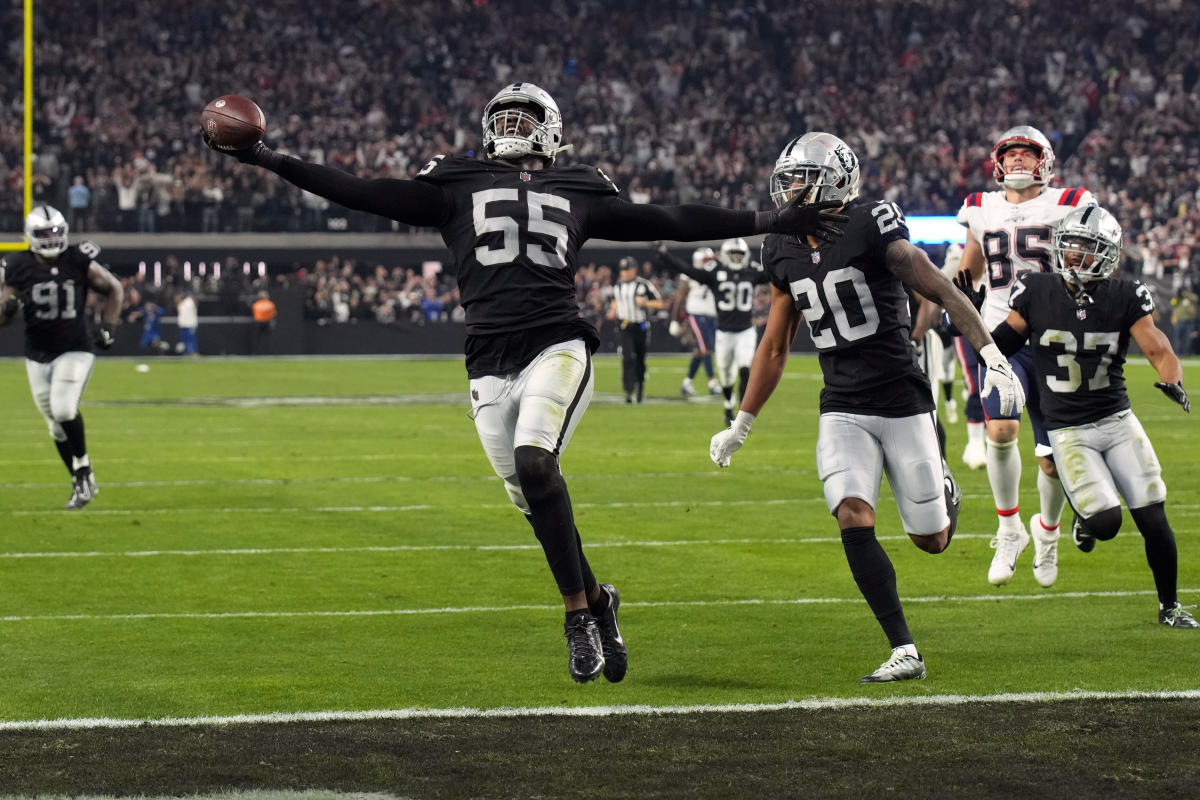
[{"xmin": 1, "ymin": 587, "xmax": 1193, "ymax": 624}]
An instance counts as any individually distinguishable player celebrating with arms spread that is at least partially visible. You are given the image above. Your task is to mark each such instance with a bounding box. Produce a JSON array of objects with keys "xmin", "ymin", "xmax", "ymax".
[
  {"xmin": 203, "ymin": 83, "xmax": 847, "ymax": 684},
  {"xmin": 962, "ymin": 204, "xmax": 1196, "ymax": 628},
  {"xmin": 957, "ymin": 126, "xmax": 1094, "ymax": 588},
  {"xmin": 710, "ymin": 133, "xmax": 1023, "ymax": 682}
]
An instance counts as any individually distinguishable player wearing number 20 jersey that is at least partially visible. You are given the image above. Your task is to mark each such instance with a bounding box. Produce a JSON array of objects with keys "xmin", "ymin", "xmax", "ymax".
[{"xmin": 761, "ymin": 197, "xmax": 930, "ymax": 417}]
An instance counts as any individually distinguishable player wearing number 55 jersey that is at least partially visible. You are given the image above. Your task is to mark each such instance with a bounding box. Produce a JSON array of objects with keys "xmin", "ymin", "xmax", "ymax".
[
  {"xmin": 957, "ymin": 126, "xmax": 1095, "ymax": 589},
  {"xmin": 982, "ymin": 204, "xmax": 1196, "ymax": 628},
  {"xmin": 203, "ymin": 82, "xmax": 848, "ymax": 685},
  {"xmin": 709, "ymin": 132, "xmax": 1023, "ymax": 683},
  {"xmin": 0, "ymin": 205, "xmax": 123, "ymax": 510}
]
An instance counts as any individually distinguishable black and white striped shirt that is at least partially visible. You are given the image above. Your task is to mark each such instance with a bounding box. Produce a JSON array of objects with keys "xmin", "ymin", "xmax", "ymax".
[{"xmin": 612, "ymin": 277, "xmax": 661, "ymax": 324}]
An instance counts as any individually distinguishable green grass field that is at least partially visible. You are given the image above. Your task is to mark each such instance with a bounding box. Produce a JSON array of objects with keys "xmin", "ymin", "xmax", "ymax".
[{"xmin": 1, "ymin": 353, "xmax": 1197, "ymax": 797}]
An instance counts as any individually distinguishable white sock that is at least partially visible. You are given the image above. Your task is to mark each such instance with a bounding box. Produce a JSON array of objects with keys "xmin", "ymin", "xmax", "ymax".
[
  {"xmin": 1037, "ymin": 469, "xmax": 1066, "ymax": 530},
  {"xmin": 985, "ymin": 438, "xmax": 1021, "ymax": 515},
  {"xmin": 71, "ymin": 455, "xmax": 91, "ymax": 472},
  {"xmin": 966, "ymin": 421, "xmax": 986, "ymax": 446}
]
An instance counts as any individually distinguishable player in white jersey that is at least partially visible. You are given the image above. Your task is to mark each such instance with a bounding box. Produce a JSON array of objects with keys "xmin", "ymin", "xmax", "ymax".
[
  {"xmin": 677, "ymin": 247, "xmax": 721, "ymax": 397},
  {"xmin": 956, "ymin": 126, "xmax": 1094, "ymax": 588}
]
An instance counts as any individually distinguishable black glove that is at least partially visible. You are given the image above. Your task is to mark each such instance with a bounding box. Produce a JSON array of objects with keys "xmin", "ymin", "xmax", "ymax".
[
  {"xmin": 760, "ymin": 185, "xmax": 849, "ymax": 242},
  {"xmin": 1154, "ymin": 380, "xmax": 1190, "ymax": 412},
  {"xmin": 94, "ymin": 325, "xmax": 115, "ymax": 350},
  {"xmin": 1, "ymin": 295, "xmax": 20, "ymax": 319},
  {"xmin": 953, "ymin": 269, "xmax": 986, "ymax": 312},
  {"xmin": 201, "ymin": 132, "xmax": 279, "ymax": 168}
]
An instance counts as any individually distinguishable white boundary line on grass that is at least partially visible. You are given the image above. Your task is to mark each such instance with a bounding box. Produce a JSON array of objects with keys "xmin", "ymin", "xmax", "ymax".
[
  {"xmin": 1, "ymin": 588, "xmax": 1193, "ymax": 623},
  {"xmin": 4, "ymin": 689, "xmax": 1200, "ymax": 732}
]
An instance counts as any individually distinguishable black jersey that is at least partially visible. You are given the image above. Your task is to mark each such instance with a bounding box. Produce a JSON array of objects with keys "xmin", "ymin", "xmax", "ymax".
[
  {"xmin": 762, "ymin": 198, "xmax": 933, "ymax": 417},
  {"xmin": 1009, "ymin": 272, "xmax": 1152, "ymax": 430},
  {"xmin": 670, "ymin": 260, "xmax": 770, "ymax": 333},
  {"xmin": 0, "ymin": 244, "xmax": 98, "ymax": 362}
]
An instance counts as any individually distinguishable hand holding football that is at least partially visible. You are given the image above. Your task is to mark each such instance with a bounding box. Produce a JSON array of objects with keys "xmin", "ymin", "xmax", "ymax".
[{"xmin": 201, "ymin": 95, "xmax": 266, "ymax": 150}]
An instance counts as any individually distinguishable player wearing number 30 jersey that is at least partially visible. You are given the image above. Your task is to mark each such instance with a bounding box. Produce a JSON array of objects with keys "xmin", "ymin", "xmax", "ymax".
[
  {"xmin": 203, "ymin": 82, "xmax": 850, "ymax": 686},
  {"xmin": 709, "ymin": 132, "xmax": 1021, "ymax": 684}
]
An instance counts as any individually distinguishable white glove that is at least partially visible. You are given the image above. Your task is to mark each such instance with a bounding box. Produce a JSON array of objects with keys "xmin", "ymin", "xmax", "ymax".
[
  {"xmin": 979, "ymin": 343, "xmax": 1026, "ymax": 417},
  {"xmin": 668, "ymin": 320, "xmax": 683, "ymax": 338},
  {"xmin": 710, "ymin": 410, "xmax": 755, "ymax": 468}
]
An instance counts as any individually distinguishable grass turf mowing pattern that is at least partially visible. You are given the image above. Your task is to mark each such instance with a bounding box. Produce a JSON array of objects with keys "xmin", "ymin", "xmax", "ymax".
[
  {"xmin": 2, "ymin": 700, "xmax": 1200, "ymax": 798},
  {"xmin": 1, "ymin": 355, "xmax": 1198, "ymax": 791}
]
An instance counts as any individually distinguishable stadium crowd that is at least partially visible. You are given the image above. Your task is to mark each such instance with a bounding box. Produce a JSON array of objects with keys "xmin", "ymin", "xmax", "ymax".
[{"xmin": 3, "ymin": 0, "xmax": 1197, "ymax": 343}]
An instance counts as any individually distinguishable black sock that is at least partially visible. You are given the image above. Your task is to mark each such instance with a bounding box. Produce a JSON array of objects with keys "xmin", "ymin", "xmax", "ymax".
[
  {"xmin": 59, "ymin": 415, "xmax": 88, "ymax": 460},
  {"xmin": 565, "ymin": 608, "xmax": 592, "ymax": 625},
  {"xmin": 1132, "ymin": 503, "xmax": 1178, "ymax": 607},
  {"xmin": 588, "ymin": 585, "xmax": 611, "ymax": 616},
  {"xmin": 54, "ymin": 439, "xmax": 74, "ymax": 475},
  {"xmin": 841, "ymin": 526, "xmax": 912, "ymax": 648}
]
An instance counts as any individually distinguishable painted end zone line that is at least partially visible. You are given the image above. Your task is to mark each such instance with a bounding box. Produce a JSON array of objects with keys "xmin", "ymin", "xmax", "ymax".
[{"xmin": 4, "ymin": 689, "xmax": 1200, "ymax": 732}]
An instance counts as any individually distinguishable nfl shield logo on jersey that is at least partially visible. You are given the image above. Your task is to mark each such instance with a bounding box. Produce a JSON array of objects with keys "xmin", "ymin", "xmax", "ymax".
[
  {"xmin": 811, "ymin": 252, "xmax": 821, "ymax": 264},
  {"xmin": 520, "ymin": 172, "xmax": 531, "ymax": 182},
  {"xmin": 1077, "ymin": 308, "xmax": 1088, "ymax": 320}
]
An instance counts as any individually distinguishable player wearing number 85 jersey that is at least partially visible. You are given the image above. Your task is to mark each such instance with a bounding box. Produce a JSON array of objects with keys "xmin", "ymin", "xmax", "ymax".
[
  {"xmin": 709, "ymin": 132, "xmax": 1022, "ymax": 682},
  {"xmin": 203, "ymin": 82, "xmax": 849, "ymax": 685},
  {"xmin": 957, "ymin": 126, "xmax": 1095, "ymax": 589},
  {"xmin": 0, "ymin": 204, "xmax": 123, "ymax": 509}
]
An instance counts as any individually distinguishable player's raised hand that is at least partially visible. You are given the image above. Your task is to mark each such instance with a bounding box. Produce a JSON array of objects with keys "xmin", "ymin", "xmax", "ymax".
[
  {"xmin": 979, "ymin": 344, "xmax": 1025, "ymax": 417},
  {"xmin": 1154, "ymin": 380, "xmax": 1190, "ymax": 412},
  {"xmin": 953, "ymin": 269, "xmax": 986, "ymax": 311},
  {"xmin": 761, "ymin": 185, "xmax": 849, "ymax": 242}
]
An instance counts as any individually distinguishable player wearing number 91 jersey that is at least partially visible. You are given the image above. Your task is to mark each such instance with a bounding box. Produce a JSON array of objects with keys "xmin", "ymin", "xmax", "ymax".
[
  {"xmin": 0, "ymin": 204, "xmax": 124, "ymax": 510},
  {"xmin": 709, "ymin": 132, "xmax": 1018, "ymax": 683}
]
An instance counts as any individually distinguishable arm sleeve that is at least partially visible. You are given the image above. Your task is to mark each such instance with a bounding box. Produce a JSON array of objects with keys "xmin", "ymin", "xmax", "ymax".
[
  {"xmin": 991, "ymin": 320, "xmax": 1028, "ymax": 357},
  {"xmin": 587, "ymin": 196, "xmax": 757, "ymax": 242},
  {"xmin": 269, "ymin": 156, "xmax": 451, "ymax": 227}
]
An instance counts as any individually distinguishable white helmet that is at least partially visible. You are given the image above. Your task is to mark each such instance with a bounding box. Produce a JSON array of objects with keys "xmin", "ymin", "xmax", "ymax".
[
  {"xmin": 481, "ymin": 82, "xmax": 565, "ymax": 163},
  {"xmin": 25, "ymin": 204, "xmax": 69, "ymax": 258},
  {"xmin": 770, "ymin": 132, "xmax": 861, "ymax": 208},
  {"xmin": 992, "ymin": 125, "xmax": 1055, "ymax": 190},
  {"xmin": 692, "ymin": 246, "xmax": 716, "ymax": 271},
  {"xmin": 1052, "ymin": 204, "xmax": 1123, "ymax": 285},
  {"xmin": 719, "ymin": 238, "xmax": 750, "ymax": 271}
]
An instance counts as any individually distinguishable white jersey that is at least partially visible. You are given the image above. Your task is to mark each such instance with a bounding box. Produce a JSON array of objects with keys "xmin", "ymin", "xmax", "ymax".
[
  {"xmin": 684, "ymin": 276, "xmax": 717, "ymax": 317},
  {"xmin": 957, "ymin": 186, "xmax": 1094, "ymax": 328}
]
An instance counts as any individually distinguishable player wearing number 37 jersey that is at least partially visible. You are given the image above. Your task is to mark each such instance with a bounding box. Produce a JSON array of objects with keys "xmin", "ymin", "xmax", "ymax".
[
  {"xmin": 203, "ymin": 82, "xmax": 849, "ymax": 685},
  {"xmin": 709, "ymin": 132, "xmax": 1023, "ymax": 683}
]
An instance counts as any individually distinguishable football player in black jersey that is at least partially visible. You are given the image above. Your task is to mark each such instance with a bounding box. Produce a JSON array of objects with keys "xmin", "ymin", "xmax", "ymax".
[
  {"xmin": 959, "ymin": 204, "xmax": 1196, "ymax": 628},
  {"xmin": 0, "ymin": 205, "xmax": 123, "ymax": 509},
  {"xmin": 203, "ymin": 82, "xmax": 849, "ymax": 683},
  {"xmin": 655, "ymin": 237, "xmax": 771, "ymax": 426},
  {"xmin": 709, "ymin": 132, "xmax": 1025, "ymax": 682}
]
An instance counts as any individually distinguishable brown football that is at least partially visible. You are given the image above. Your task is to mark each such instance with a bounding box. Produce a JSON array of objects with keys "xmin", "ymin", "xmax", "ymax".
[{"xmin": 201, "ymin": 95, "xmax": 266, "ymax": 150}]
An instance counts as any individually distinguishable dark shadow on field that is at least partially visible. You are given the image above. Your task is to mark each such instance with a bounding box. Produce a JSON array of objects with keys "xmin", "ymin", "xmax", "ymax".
[{"xmin": 3, "ymin": 700, "xmax": 1200, "ymax": 799}]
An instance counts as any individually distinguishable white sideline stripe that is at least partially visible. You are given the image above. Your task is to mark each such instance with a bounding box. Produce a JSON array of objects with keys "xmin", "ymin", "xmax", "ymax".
[
  {"xmin": 2, "ymin": 588, "xmax": 1192, "ymax": 624},
  {"xmin": 7, "ymin": 497, "xmax": 823, "ymax": 516},
  {"xmin": 0, "ymin": 533, "xmax": 1001, "ymax": 560},
  {"xmin": 4, "ymin": 688, "xmax": 1200, "ymax": 731}
]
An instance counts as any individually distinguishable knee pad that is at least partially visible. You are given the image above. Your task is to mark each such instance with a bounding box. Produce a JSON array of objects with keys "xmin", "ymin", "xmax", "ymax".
[
  {"xmin": 514, "ymin": 445, "xmax": 559, "ymax": 501},
  {"xmin": 1081, "ymin": 506, "xmax": 1122, "ymax": 541}
]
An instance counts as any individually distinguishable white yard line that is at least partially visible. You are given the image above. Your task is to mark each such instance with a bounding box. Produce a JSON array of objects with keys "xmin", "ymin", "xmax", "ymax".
[
  {"xmin": 1, "ymin": 587, "xmax": 1192, "ymax": 624},
  {"xmin": 3, "ymin": 688, "xmax": 1199, "ymax": 731}
]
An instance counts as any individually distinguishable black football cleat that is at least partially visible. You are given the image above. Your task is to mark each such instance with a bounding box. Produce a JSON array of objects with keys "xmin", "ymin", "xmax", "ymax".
[
  {"xmin": 1072, "ymin": 516, "xmax": 1095, "ymax": 553},
  {"xmin": 64, "ymin": 466, "xmax": 97, "ymax": 510},
  {"xmin": 564, "ymin": 615, "xmax": 604, "ymax": 683},
  {"xmin": 594, "ymin": 584, "xmax": 628, "ymax": 683}
]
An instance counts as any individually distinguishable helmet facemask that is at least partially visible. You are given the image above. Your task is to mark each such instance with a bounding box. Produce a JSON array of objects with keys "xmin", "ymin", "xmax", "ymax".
[
  {"xmin": 1052, "ymin": 206, "xmax": 1122, "ymax": 287},
  {"xmin": 25, "ymin": 205, "xmax": 69, "ymax": 258},
  {"xmin": 770, "ymin": 133, "xmax": 860, "ymax": 209},
  {"xmin": 719, "ymin": 238, "xmax": 750, "ymax": 271},
  {"xmin": 482, "ymin": 83, "xmax": 565, "ymax": 163},
  {"xmin": 992, "ymin": 126, "xmax": 1055, "ymax": 190}
]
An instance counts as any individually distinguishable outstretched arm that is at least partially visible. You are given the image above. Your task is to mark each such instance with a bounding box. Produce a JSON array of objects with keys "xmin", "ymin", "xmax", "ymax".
[{"xmin": 653, "ymin": 243, "xmax": 712, "ymax": 286}]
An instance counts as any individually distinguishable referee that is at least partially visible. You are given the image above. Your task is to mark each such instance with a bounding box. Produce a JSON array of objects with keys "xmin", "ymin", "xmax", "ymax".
[{"xmin": 609, "ymin": 257, "xmax": 665, "ymax": 403}]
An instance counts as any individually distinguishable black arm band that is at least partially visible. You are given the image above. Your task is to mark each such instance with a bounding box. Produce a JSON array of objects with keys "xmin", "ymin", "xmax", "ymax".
[{"xmin": 991, "ymin": 320, "xmax": 1027, "ymax": 357}]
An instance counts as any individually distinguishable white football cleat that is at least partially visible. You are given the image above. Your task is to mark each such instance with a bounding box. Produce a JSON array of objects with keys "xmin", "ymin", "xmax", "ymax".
[
  {"xmin": 962, "ymin": 440, "xmax": 986, "ymax": 470},
  {"xmin": 860, "ymin": 646, "xmax": 926, "ymax": 683},
  {"xmin": 680, "ymin": 378, "xmax": 697, "ymax": 398},
  {"xmin": 988, "ymin": 517, "xmax": 1029, "ymax": 586},
  {"xmin": 1030, "ymin": 513, "xmax": 1060, "ymax": 588}
]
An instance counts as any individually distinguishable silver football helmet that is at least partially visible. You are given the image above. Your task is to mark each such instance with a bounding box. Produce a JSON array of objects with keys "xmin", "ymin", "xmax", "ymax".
[
  {"xmin": 719, "ymin": 238, "xmax": 750, "ymax": 271},
  {"xmin": 692, "ymin": 246, "xmax": 716, "ymax": 272},
  {"xmin": 770, "ymin": 132, "xmax": 861, "ymax": 208},
  {"xmin": 1052, "ymin": 205, "xmax": 1123, "ymax": 285},
  {"xmin": 992, "ymin": 125, "xmax": 1055, "ymax": 190},
  {"xmin": 24, "ymin": 204, "xmax": 69, "ymax": 258},
  {"xmin": 482, "ymin": 83, "xmax": 565, "ymax": 163}
]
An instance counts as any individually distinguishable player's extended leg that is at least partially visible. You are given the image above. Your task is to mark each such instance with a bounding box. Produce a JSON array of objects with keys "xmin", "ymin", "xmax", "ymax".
[
  {"xmin": 714, "ymin": 330, "xmax": 737, "ymax": 426},
  {"xmin": 981, "ymin": 348, "xmax": 1037, "ymax": 586},
  {"xmin": 26, "ymin": 359, "xmax": 73, "ymax": 476},
  {"xmin": 38, "ymin": 353, "xmax": 97, "ymax": 509},
  {"xmin": 956, "ymin": 337, "xmax": 986, "ymax": 469},
  {"xmin": 1027, "ymin": 387, "xmax": 1067, "ymax": 587},
  {"xmin": 818, "ymin": 413, "xmax": 926, "ymax": 682},
  {"xmin": 881, "ymin": 412, "xmax": 958, "ymax": 553}
]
